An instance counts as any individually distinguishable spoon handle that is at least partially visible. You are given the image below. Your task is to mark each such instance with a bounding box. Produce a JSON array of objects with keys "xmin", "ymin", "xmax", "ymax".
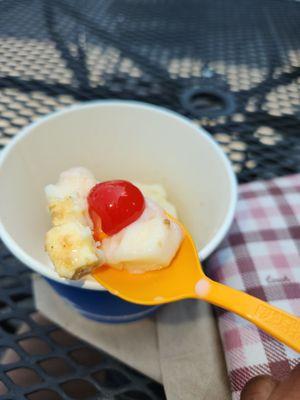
[{"xmin": 197, "ymin": 278, "xmax": 300, "ymax": 353}]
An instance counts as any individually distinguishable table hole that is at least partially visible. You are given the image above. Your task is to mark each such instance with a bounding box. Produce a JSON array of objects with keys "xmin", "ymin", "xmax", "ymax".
[
  {"xmin": 191, "ymin": 92, "xmax": 225, "ymax": 111},
  {"xmin": 0, "ymin": 318, "xmax": 30, "ymax": 334},
  {"xmin": 7, "ymin": 367, "xmax": 42, "ymax": 387},
  {"xmin": 69, "ymin": 347, "xmax": 102, "ymax": 367},
  {"xmin": 181, "ymin": 86, "xmax": 235, "ymax": 117},
  {"xmin": 0, "ymin": 380, "xmax": 7, "ymax": 395},
  {"xmin": 0, "ymin": 346, "xmax": 20, "ymax": 364},
  {"xmin": 49, "ymin": 329, "xmax": 79, "ymax": 347},
  {"xmin": 26, "ymin": 390, "xmax": 62, "ymax": 400},
  {"xmin": 39, "ymin": 357, "xmax": 73, "ymax": 377},
  {"xmin": 18, "ymin": 337, "xmax": 51, "ymax": 355},
  {"xmin": 92, "ymin": 369, "xmax": 130, "ymax": 388},
  {"xmin": 30, "ymin": 312, "xmax": 52, "ymax": 326},
  {"xmin": 61, "ymin": 379, "xmax": 97, "ymax": 399}
]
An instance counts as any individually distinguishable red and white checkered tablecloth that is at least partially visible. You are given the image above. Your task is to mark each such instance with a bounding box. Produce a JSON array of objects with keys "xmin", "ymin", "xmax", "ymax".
[{"xmin": 208, "ymin": 173, "xmax": 300, "ymax": 399}]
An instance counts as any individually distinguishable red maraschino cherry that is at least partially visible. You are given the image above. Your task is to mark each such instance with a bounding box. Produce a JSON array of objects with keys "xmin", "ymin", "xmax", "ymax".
[{"xmin": 88, "ymin": 180, "xmax": 145, "ymax": 237}]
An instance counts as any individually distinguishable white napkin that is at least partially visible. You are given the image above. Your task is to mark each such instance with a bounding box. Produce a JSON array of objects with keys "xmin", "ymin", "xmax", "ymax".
[{"xmin": 34, "ymin": 276, "xmax": 230, "ymax": 399}]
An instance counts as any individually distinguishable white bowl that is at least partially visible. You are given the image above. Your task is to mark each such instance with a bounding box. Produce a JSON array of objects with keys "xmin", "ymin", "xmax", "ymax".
[{"xmin": 0, "ymin": 100, "xmax": 237, "ymax": 291}]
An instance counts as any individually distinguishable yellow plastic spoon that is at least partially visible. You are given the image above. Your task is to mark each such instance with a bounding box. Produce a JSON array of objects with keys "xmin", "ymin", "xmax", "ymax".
[{"xmin": 92, "ymin": 219, "xmax": 300, "ymax": 353}]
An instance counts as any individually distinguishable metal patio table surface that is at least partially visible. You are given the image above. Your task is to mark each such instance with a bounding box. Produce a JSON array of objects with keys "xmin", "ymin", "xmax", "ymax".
[{"xmin": 0, "ymin": 0, "xmax": 300, "ymax": 399}]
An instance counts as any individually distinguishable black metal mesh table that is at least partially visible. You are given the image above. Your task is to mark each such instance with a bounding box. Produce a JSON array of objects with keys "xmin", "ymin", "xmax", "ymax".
[{"xmin": 1, "ymin": 0, "xmax": 300, "ymax": 398}]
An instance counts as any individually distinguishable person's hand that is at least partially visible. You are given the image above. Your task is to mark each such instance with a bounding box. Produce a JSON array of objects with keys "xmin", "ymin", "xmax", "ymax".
[{"xmin": 241, "ymin": 364, "xmax": 300, "ymax": 399}]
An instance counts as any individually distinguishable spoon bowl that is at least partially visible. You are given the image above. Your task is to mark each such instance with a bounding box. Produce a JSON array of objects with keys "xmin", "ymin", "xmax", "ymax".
[{"xmin": 93, "ymin": 226, "xmax": 203, "ymax": 305}]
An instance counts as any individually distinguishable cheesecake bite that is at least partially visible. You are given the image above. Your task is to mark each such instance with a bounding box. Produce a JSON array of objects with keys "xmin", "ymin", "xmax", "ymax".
[
  {"xmin": 45, "ymin": 167, "xmax": 103, "ymax": 280},
  {"xmin": 45, "ymin": 221, "xmax": 101, "ymax": 280},
  {"xmin": 102, "ymin": 199, "xmax": 183, "ymax": 273}
]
